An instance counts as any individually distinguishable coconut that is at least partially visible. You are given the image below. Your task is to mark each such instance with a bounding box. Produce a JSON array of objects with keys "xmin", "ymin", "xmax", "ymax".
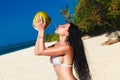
[{"xmin": 33, "ymin": 11, "xmax": 51, "ymax": 28}]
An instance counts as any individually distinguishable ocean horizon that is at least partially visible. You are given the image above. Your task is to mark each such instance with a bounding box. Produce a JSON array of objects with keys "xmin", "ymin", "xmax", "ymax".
[{"xmin": 0, "ymin": 40, "xmax": 36, "ymax": 55}]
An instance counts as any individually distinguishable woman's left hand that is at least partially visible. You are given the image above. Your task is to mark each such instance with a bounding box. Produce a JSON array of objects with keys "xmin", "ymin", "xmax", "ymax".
[{"xmin": 33, "ymin": 15, "xmax": 47, "ymax": 31}]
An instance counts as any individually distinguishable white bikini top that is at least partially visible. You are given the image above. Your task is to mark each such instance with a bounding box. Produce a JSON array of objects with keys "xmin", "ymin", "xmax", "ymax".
[{"xmin": 51, "ymin": 56, "xmax": 72, "ymax": 67}]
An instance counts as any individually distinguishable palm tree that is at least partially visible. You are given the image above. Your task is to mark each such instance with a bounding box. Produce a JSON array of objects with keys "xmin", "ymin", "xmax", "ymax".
[{"xmin": 60, "ymin": 5, "xmax": 72, "ymax": 23}]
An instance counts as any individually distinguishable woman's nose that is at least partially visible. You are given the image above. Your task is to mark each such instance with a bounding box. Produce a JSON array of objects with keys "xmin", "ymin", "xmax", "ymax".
[{"xmin": 59, "ymin": 25, "xmax": 63, "ymax": 28}]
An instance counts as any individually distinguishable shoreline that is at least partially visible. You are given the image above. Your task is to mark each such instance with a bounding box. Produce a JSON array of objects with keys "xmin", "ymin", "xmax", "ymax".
[
  {"xmin": 0, "ymin": 43, "xmax": 57, "ymax": 80},
  {"xmin": 0, "ymin": 40, "xmax": 35, "ymax": 55}
]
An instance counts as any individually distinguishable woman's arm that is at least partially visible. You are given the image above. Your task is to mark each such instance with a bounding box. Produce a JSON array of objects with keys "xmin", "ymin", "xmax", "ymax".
[
  {"xmin": 34, "ymin": 30, "xmax": 70, "ymax": 56},
  {"xmin": 35, "ymin": 42, "xmax": 70, "ymax": 56},
  {"xmin": 34, "ymin": 29, "xmax": 45, "ymax": 55},
  {"xmin": 33, "ymin": 16, "xmax": 70, "ymax": 56},
  {"xmin": 33, "ymin": 16, "xmax": 47, "ymax": 55},
  {"xmin": 34, "ymin": 31, "xmax": 69, "ymax": 56}
]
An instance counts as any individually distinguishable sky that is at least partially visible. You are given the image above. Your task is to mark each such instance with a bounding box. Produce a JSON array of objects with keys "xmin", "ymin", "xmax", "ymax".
[{"xmin": 0, "ymin": 0, "xmax": 76, "ymax": 46}]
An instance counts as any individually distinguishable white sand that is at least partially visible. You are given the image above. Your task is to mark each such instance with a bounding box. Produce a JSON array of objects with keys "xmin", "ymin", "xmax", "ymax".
[
  {"xmin": 83, "ymin": 34, "xmax": 120, "ymax": 80},
  {"xmin": 0, "ymin": 35, "xmax": 120, "ymax": 80},
  {"xmin": 0, "ymin": 42, "xmax": 57, "ymax": 80}
]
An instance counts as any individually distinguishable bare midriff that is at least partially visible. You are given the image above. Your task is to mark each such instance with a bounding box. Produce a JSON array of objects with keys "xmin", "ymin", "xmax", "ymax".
[{"xmin": 54, "ymin": 66, "xmax": 76, "ymax": 80}]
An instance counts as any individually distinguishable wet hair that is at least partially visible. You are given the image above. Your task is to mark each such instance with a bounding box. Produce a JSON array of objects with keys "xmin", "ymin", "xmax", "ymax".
[{"xmin": 67, "ymin": 23, "xmax": 91, "ymax": 80}]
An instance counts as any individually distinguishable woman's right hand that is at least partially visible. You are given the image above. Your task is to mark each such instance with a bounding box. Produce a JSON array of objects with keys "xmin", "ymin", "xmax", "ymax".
[{"xmin": 33, "ymin": 15, "xmax": 47, "ymax": 31}]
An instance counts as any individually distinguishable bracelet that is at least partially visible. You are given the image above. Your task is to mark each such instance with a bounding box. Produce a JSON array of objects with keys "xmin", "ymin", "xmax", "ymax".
[{"xmin": 38, "ymin": 36, "xmax": 44, "ymax": 38}]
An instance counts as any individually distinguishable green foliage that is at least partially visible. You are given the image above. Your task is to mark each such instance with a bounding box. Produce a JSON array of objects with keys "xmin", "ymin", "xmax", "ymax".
[
  {"xmin": 60, "ymin": 5, "xmax": 73, "ymax": 23},
  {"xmin": 74, "ymin": 0, "xmax": 120, "ymax": 35},
  {"xmin": 45, "ymin": 34, "xmax": 59, "ymax": 42}
]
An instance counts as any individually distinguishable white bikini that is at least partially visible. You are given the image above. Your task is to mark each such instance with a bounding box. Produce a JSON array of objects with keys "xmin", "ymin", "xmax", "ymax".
[
  {"xmin": 50, "ymin": 41, "xmax": 72, "ymax": 67},
  {"xmin": 51, "ymin": 56, "xmax": 72, "ymax": 67}
]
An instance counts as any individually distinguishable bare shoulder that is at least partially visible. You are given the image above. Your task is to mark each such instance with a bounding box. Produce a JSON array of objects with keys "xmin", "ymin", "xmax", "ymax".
[
  {"xmin": 56, "ymin": 43, "xmax": 71, "ymax": 50},
  {"xmin": 64, "ymin": 44, "xmax": 73, "ymax": 54}
]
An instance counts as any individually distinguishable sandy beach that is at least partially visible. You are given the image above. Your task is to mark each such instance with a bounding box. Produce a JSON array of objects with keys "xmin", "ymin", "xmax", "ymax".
[
  {"xmin": 0, "ymin": 34, "xmax": 120, "ymax": 80},
  {"xmin": 83, "ymin": 34, "xmax": 120, "ymax": 80},
  {"xmin": 0, "ymin": 42, "xmax": 57, "ymax": 80}
]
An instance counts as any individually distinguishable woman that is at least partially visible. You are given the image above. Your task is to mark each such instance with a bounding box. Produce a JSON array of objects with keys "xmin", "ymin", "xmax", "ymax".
[{"xmin": 33, "ymin": 17, "xmax": 91, "ymax": 80}]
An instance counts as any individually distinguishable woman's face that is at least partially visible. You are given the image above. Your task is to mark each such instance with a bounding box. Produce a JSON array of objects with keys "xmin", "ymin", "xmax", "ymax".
[{"xmin": 55, "ymin": 23, "xmax": 70, "ymax": 36}]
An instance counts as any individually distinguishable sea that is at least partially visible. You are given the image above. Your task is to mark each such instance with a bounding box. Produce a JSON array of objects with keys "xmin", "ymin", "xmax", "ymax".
[
  {"xmin": 0, "ymin": 40, "xmax": 35, "ymax": 55},
  {"xmin": 0, "ymin": 20, "xmax": 60, "ymax": 55}
]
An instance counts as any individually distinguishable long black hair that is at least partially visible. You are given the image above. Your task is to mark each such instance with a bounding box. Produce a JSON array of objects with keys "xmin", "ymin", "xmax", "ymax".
[{"xmin": 67, "ymin": 23, "xmax": 91, "ymax": 80}]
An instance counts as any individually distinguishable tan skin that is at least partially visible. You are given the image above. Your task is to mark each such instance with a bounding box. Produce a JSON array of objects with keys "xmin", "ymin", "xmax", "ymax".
[{"xmin": 33, "ymin": 16, "xmax": 76, "ymax": 80}]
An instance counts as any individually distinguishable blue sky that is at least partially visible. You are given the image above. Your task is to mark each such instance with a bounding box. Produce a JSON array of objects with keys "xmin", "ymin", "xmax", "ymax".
[{"xmin": 0, "ymin": 0, "xmax": 76, "ymax": 46}]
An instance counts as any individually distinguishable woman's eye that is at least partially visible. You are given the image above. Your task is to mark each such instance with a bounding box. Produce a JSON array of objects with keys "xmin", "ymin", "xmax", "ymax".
[{"xmin": 62, "ymin": 26, "xmax": 65, "ymax": 28}]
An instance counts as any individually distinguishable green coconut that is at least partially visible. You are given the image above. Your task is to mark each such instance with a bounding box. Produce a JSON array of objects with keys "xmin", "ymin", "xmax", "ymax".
[{"xmin": 33, "ymin": 11, "xmax": 51, "ymax": 28}]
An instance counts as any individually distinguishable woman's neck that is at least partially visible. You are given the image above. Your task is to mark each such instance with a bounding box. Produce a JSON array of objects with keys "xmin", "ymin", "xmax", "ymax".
[{"xmin": 59, "ymin": 36, "xmax": 68, "ymax": 45}]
